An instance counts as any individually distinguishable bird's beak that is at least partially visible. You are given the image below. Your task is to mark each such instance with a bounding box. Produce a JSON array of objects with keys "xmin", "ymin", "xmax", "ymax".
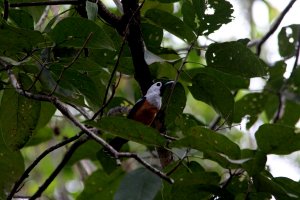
[{"xmin": 160, "ymin": 81, "xmax": 175, "ymax": 95}]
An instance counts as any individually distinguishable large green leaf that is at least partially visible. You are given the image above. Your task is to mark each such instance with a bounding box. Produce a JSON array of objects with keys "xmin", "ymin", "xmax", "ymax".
[
  {"xmin": 163, "ymin": 82, "xmax": 186, "ymax": 127},
  {"xmin": 0, "ymin": 20, "xmax": 44, "ymax": 56},
  {"xmin": 170, "ymin": 126, "xmax": 241, "ymax": 159},
  {"xmin": 87, "ymin": 117, "xmax": 166, "ymax": 147},
  {"xmin": 277, "ymin": 100, "xmax": 300, "ymax": 127},
  {"xmin": 188, "ymin": 73, "xmax": 234, "ymax": 125},
  {"xmin": 114, "ymin": 168, "xmax": 162, "ymax": 200},
  {"xmin": 278, "ymin": 24, "xmax": 300, "ymax": 58},
  {"xmin": 77, "ymin": 169, "xmax": 124, "ymax": 200},
  {"xmin": 206, "ymin": 41, "xmax": 267, "ymax": 78},
  {"xmin": 241, "ymin": 149, "xmax": 267, "ymax": 176},
  {"xmin": 0, "ymin": 137, "xmax": 25, "ymax": 199},
  {"xmin": 145, "ymin": 9, "xmax": 195, "ymax": 42},
  {"xmin": 233, "ymin": 92, "xmax": 268, "ymax": 126},
  {"xmin": 274, "ymin": 177, "xmax": 300, "ymax": 199},
  {"xmin": 50, "ymin": 64, "xmax": 103, "ymax": 108},
  {"xmin": 191, "ymin": 0, "xmax": 234, "ymax": 35},
  {"xmin": 49, "ymin": 17, "xmax": 115, "ymax": 50},
  {"xmin": 255, "ymin": 124, "xmax": 299, "ymax": 155},
  {"xmin": 0, "ymin": 74, "xmax": 41, "ymax": 150},
  {"xmin": 183, "ymin": 68, "xmax": 249, "ymax": 90},
  {"xmin": 253, "ymin": 173, "xmax": 292, "ymax": 199},
  {"xmin": 9, "ymin": 9, "xmax": 34, "ymax": 29}
]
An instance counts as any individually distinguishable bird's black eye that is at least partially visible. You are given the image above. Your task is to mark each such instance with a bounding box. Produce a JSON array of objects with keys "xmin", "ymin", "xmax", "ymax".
[{"xmin": 156, "ymin": 82, "xmax": 162, "ymax": 86}]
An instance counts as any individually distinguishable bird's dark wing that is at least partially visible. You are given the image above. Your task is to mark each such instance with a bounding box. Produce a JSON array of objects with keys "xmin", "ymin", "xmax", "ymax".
[{"xmin": 127, "ymin": 97, "xmax": 146, "ymax": 119}]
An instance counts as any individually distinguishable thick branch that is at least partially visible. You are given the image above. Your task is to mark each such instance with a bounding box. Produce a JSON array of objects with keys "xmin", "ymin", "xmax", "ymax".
[
  {"xmin": 97, "ymin": 0, "xmax": 121, "ymax": 28},
  {"xmin": 256, "ymin": 0, "xmax": 297, "ymax": 56},
  {"xmin": 9, "ymin": 0, "xmax": 80, "ymax": 7},
  {"xmin": 121, "ymin": 0, "xmax": 152, "ymax": 94}
]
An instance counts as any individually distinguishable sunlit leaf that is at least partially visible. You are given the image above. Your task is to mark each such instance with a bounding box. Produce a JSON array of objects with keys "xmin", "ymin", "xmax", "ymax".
[
  {"xmin": 206, "ymin": 41, "xmax": 267, "ymax": 78},
  {"xmin": 114, "ymin": 168, "xmax": 162, "ymax": 200},
  {"xmin": 170, "ymin": 126, "xmax": 241, "ymax": 159},
  {"xmin": 87, "ymin": 117, "xmax": 166, "ymax": 147},
  {"xmin": 255, "ymin": 124, "xmax": 299, "ymax": 155}
]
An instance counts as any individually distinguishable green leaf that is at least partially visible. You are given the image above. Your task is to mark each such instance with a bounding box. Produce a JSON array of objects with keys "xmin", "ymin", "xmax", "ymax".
[
  {"xmin": 35, "ymin": 102, "xmax": 56, "ymax": 129},
  {"xmin": 206, "ymin": 41, "xmax": 267, "ymax": 78},
  {"xmin": 0, "ymin": 137, "xmax": 25, "ymax": 199},
  {"xmin": 0, "ymin": 20, "xmax": 44, "ymax": 56},
  {"xmin": 86, "ymin": 1, "xmax": 98, "ymax": 21},
  {"xmin": 274, "ymin": 177, "xmax": 300, "ymax": 198},
  {"xmin": 145, "ymin": 9, "xmax": 195, "ymax": 42},
  {"xmin": 114, "ymin": 168, "xmax": 162, "ymax": 200},
  {"xmin": 241, "ymin": 149, "xmax": 267, "ymax": 176},
  {"xmin": 163, "ymin": 82, "xmax": 186, "ymax": 126},
  {"xmin": 182, "ymin": 0, "xmax": 197, "ymax": 31},
  {"xmin": 87, "ymin": 117, "xmax": 166, "ymax": 147},
  {"xmin": 67, "ymin": 140, "xmax": 99, "ymax": 166},
  {"xmin": 233, "ymin": 92, "xmax": 268, "ymax": 126},
  {"xmin": 170, "ymin": 126, "xmax": 241, "ymax": 159},
  {"xmin": 253, "ymin": 173, "xmax": 291, "ymax": 199},
  {"xmin": 142, "ymin": 22, "xmax": 163, "ymax": 49},
  {"xmin": 77, "ymin": 169, "xmax": 124, "ymax": 200},
  {"xmin": 184, "ymin": 68, "xmax": 249, "ymax": 90},
  {"xmin": 171, "ymin": 172, "xmax": 221, "ymax": 199},
  {"xmin": 0, "ymin": 74, "xmax": 41, "ymax": 150},
  {"xmin": 265, "ymin": 61, "xmax": 286, "ymax": 91},
  {"xmin": 277, "ymin": 100, "xmax": 300, "ymax": 127},
  {"xmin": 255, "ymin": 124, "xmax": 299, "ymax": 155},
  {"xmin": 288, "ymin": 67, "xmax": 300, "ymax": 94},
  {"xmin": 49, "ymin": 17, "xmax": 115, "ymax": 50},
  {"xmin": 188, "ymin": 73, "xmax": 234, "ymax": 125},
  {"xmin": 192, "ymin": 0, "xmax": 234, "ymax": 35},
  {"xmin": 9, "ymin": 9, "xmax": 34, "ymax": 29},
  {"xmin": 50, "ymin": 64, "xmax": 103, "ymax": 108},
  {"xmin": 278, "ymin": 24, "xmax": 300, "ymax": 58}
]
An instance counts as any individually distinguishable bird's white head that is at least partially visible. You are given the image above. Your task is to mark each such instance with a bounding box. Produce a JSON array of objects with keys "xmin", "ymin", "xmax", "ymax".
[{"xmin": 145, "ymin": 82, "xmax": 163, "ymax": 109}]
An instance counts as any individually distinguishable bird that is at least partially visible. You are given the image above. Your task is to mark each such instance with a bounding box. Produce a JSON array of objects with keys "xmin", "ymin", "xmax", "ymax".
[{"xmin": 108, "ymin": 81, "xmax": 174, "ymax": 152}]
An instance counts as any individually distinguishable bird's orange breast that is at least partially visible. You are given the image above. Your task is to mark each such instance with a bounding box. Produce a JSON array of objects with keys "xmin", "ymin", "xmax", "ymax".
[{"xmin": 131, "ymin": 100, "xmax": 159, "ymax": 125}]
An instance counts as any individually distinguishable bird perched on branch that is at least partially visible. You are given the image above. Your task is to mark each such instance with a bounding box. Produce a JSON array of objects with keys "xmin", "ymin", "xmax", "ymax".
[{"xmin": 109, "ymin": 81, "xmax": 174, "ymax": 151}]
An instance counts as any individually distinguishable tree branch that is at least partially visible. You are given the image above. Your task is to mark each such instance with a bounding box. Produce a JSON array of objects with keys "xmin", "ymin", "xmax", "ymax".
[
  {"xmin": 7, "ymin": 133, "xmax": 83, "ymax": 200},
  {"xmin": 256, "ymin": 0, "xmax": 297, "ymax": 56},
  {"xmin": 97, "ymin": 0, "xmax": 121, "ymax": 28},
  {"xmin": 9, "ymin": 0, "xmax": 80, "ymax": 7},
  {"xmin": 121, "ymin": 0, "xmax": 152, "ymax": 94},
  {"xmin": 1, "ymin": 59, "xmax": 174, "ymax": 192}
]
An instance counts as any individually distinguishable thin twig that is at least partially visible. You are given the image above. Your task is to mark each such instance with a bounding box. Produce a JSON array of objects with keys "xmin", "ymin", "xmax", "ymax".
[
  {"xmin": 50, "ymin": 32, "xmax": 94, "ymax": 95},
  {"xmin": 256, "ymin": 0, "xmax": 297, "ymax": 56},
  {"xmin": 3, "ymin": 0, "xmax": 9, "ymax": 20},
  {"xmin": 91, "ymin": 40, "xmax": 126, "ymax": 120},
  {"xmin": 9, "ymin": 0, "xmax": 80, "ymax": 7},
  {"xmin": 272, "ymin": 92, "xmax": 284, "ymax": 123},
  {"xmin": 7, "ymin": 133, "xmax": 83, "ymax": 200},
  {"xmin": 29, "ymin": 135, "xmax": 89, "ymax": 200}
]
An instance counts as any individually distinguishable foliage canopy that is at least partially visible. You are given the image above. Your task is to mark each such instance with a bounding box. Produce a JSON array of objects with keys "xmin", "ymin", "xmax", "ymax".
[{"xmin": 0, "ymin": 0, "xmax": 300, "ymax": 199}]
